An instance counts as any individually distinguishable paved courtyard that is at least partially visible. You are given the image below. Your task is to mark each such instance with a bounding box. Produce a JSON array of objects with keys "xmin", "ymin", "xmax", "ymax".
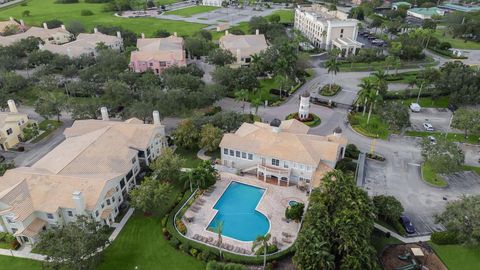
[{"xmin": 182, "ymin": 172, "xmax": 307, "ymax": 254}]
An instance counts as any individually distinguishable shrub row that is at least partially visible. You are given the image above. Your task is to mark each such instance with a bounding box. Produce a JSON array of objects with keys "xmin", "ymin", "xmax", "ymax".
[
  {"xmin": 428, "ymin": 47, "xmax": 468, "ymax": 59},
  {"xmin": 431, "ymin": 231, "xmax": 459, "ymax": 245}
]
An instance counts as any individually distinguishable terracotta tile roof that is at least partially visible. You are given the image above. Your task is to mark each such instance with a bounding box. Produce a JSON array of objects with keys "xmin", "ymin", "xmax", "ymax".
[
  {"xmin": 311, "ymin": 163, "xmax": 334, "ymax": 188},
  {"xmin": 41, "ymin": 32, "xmax": 122, "ymax": 57},
  {"xmin": 220, "ymin": 120, "xmax": 347, "ymax": 166},
  {"xmin": 130, "ymin": 36, "xmax": 185, "ymax": 62},
  {"xmin": 0, "ymin": 26, "xmax": 71, "ymax": 46},
  {"xmin": 15, "ymin": 218, "xmax": 47, "ymax": 237},
  {"xmin": 219, "ymin": 34, "xmax": 268, "ymax": 58}
]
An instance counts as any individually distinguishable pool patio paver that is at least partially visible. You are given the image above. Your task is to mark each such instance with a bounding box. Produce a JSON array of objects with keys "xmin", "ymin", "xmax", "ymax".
[{"xmin": 183, "ymin": 172, "xmax": 307, "ymax": 254}]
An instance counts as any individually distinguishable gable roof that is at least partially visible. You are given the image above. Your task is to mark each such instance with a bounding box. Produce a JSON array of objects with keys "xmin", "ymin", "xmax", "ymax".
[
  {"xmin": 130, "ymin": 35, "xmax": 185, "ymax": 62},
  {"xmin": 219, "ymin": 34, "xmax": 268, "ymax": 58}
]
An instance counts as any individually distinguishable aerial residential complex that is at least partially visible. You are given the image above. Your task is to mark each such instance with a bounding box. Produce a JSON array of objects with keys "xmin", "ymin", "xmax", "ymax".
[
  {"xmin": 0, "ymin": 21, "xmax": 72, "ymax": 47},
  {"xmin": 40, "ymin": 28, "xmax": 123, "ymax": 58},
  {"xmin": 294, "ymin": 4, "xmax": 362, "ymax": 55},
  {"xmin": 129, "ymin": 34, "xmax": 187, "ymax": 75},
  {"xmin": 0, "ymin": 110, "xmax": 166, "ymax": 245},
  {"xmin": 218, "ymin": 30, "xmax": 268, "ymax": 67},
  {"xmin": 0, "ymin": 17, "xmax": 25, "ymax": 35},
  {"xmin": 219, "ymin": 119, "xmax": 347, "ymax": 191},
  {"xmin": 0, "ymin": 100, "xmax": 34, "ymax": 151}
]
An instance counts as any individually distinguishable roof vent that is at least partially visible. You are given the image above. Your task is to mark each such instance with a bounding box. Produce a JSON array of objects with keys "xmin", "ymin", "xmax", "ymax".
[
  {"xmin": 270, "ymin": 119, "xmax": 281, "ymax": 127},
  {"xmin": 334, "ymin": 126, "xmax": 342, "ymax": 134}
]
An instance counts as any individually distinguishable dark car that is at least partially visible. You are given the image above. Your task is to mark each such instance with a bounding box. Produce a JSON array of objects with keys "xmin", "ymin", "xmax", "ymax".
[{"xmin": 400, "ymin": 215, "xmax": 415, "ymax": 234}]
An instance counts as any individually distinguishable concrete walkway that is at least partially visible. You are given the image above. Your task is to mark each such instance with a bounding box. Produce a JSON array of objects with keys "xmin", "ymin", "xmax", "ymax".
[
  {"xmin": 374, "ymin": 223, "xmax": 431, "ymax": 243},
  {"xmin": 197, "ymin": 148, "xmax": 210, "ymax": 161}
]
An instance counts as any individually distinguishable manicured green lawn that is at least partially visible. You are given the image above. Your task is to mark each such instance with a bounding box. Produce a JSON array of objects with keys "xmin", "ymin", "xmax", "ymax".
[
  {"xmin": 0, "ymin": 0, "xmax": 206, "ymax": 37},
  {"xmin": 403, "ymin": 96, "xmax": 450, "ymax": 108},
  {"xmin": 430, "ymin": 243, "xmax": 480, "ymax": 270},
  {"xmin": 267, "ymin": 9, "xmax": 294, "ymax": 23},
  {"xmin": 100, "ymin": 182, "xmax": 205, "ymax": 270},
  {"xmin": 175, "ymin": 147, "xmax": 202, "ymax": 168},
  {"xmin": 462, "ymin": 165, "xmax": 480, "ymax": 175},
  {"xmin": 385, "ymin": 70, "xmax": 419, "ymax": 83},
  {"xmin": 421, "ymin": 162, "xmax": 447, "ymax": 187},
  {"xmin": 339, "ymin": 58, "xmax": 437, "ymax": 72},
  {"xmin": 371, "ymin": 229, "xmax": 402, "ymax": 254},
  {"xmin": 0, "ymin": 255, "xmax": 42, "ymax": 270},
  {"xmin": 164, "ymin": 5, "xmax": 219, "ymax": 17},
  {"xmin": 31, "ymin": 120, "xmax": 62, "ymax": 143},
  {"xmin": 211, "ymin": 21, "xmax": 250, "ymax": 40},
  {"xmin": 349, "ymin": 113, "xmax": 389, "ymax": 140},
  {"xmin": 405, "ymin": 131, "xmax": 480, "ymax": 144},
  {"xmin": 157, "ymin": 0, "xmax": 183, "ymax": 5},
  {"xmin": 432, "ymin": 29, "xmax": 480, "ymax": 50}
]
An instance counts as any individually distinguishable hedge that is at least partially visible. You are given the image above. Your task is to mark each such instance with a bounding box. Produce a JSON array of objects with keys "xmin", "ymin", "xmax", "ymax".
[
  {"xmin": 431, "ymin": 231, "xmax": 460, "ymax": 245},
  {"xmin": 165, "ymin": 190, "xmax": 295, "ymax": 265}
]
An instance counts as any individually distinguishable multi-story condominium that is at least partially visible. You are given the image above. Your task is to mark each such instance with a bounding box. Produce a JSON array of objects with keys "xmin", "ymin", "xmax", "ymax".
[
  {"xmin": 40, "ymin": 28, "xmax": 123, "ymax": 58},
  {"xmin": 219, "ymin": 119, "xmax": 347, "ymax": 191},
  {"xmin": 0, "ymin": 23, "xmax": 72, "ymax": 47},
  {"xmin": 0, "ymin": 110, "xmax": 166, "ymax": 245},
  {"xmin": 129, "ymin": 34, "xmax": 187, "ymax": 75},
  {"xmin": 219, "ymin": 30, "xmax": 268, "ymax": 68},
  {"xmin": 294, "ymin": 4, "xmax": 362, "ymax": 55},
  {"xmin": 0, "ymin": 100, "xmax": 35, "ymax": 151},
  {"xmin": 0, "ymin": 17, "xmax": 26, "ymax": 36}
]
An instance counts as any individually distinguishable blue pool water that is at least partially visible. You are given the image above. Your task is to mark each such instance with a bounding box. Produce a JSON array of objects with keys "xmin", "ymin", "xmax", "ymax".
[{"xmin": 208, "ymin": 182, "xmax": 270, "ymax": 241}]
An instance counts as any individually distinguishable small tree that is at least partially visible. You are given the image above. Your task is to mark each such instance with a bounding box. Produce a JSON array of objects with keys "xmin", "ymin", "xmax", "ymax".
[
  {"xmin": 373, "ymin": 195, "xmax": 404, "ymax": 223},
  {"xmin": 35, "ymin": 91, "xmax": 66, "ymax": 122},
  {"xmin": 436, "ymin": 195, "xmax": 480, "ymax": 245},
  {"xmin": 285, "ymin": 203, "xmax": 305, "ymax": 222},
  {"xmin": 35, "ymin": 216, "xmax": 110, "ymax": 270},
  {"xmin": 130, "ymin": 177, "xmax": 173, "ymax": 214},
  {"xmin": 325, "ymin": 58, "xmax": 339, "ymax": 93},
  {"xmin": 234, "ymin": 89, "xmax": 249, "ymax": 113},
  {"xmin": 191, "ymin": 160, "xmax": 217, "ymax": 189},
  {"xmin": 150, "ymin": 147, "xmax": 184, "ymax": 182},
  {"xmin": 207, "ymin": 48, "xmax": 236, "ymax": 66},
  {"xmin": 421, "ymin": 138, "xmax": 464, "ymax": 175},
  {"xmin": 451, "ymin": 108, "xmax": 480, "ymax": 138},
  {"xmin": 199, "ymin": 124, "xmax": 223, "ymax": 152},
  {"xmin": 172, "ymin": 119, "xmax": 199, "ymax": 149},
  {"xmin": 22, "ymin": 10, "xmax": 30, "ymax": 17}
]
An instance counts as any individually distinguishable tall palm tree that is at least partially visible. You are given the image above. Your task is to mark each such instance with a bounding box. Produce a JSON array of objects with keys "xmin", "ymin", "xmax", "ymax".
[
  {"xmin": 325, "ymin": 58, "xmax": 340, "ymax": 93},
  {"xmin": 251, "ymin": 97, "xmax": 262, "ymax": 115},
  {"xmin": 215, "ymin": 221, "xmax": 224, "ymax": 260},
  {"xmin": 358, "ymin": 79, "xmax": 375, "ymax": 117},
  {"xmin": 252, "ymin": 233, "xmax": 271, "ymax": 269},
  {"xmin": 234, "ymin": 89, "xmax": 249, "ymax": 113},
  {"xmin": 181, "ymin": 170, "xmax": 195, "ymax": 192},
  {"xmin": 371, "ymin": 69, "xmax": 388, "ymax": 96}
]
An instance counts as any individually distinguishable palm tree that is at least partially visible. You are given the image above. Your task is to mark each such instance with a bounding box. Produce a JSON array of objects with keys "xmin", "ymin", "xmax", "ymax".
[
  {"xmin": 251, "ymin": 97, "xmax": 262, "ymax": 115},
  {"xmin": 325, "ymin": 58, "xmax": 340, "ymax": 93},
  {"xmin": 181, "ymin": 170, "xmax": 195, "ymax": 192},
  {"xmin": 252, "ymin": 233, "xmax": 271, "ymax": 269},
  {"xmin": 371, "ymin": 69, "xmax": 388, "ymax": 96},
  {"xmin": 215, "ymin": 221, "xmax": 224, "ymax": 260},
  {"xmin": 234, "ymin": 89, "xmax": 249, "ymax": 113},
  {"xmin": 358, "ymin": 79, "xmax": 375, "ymax": 117}
]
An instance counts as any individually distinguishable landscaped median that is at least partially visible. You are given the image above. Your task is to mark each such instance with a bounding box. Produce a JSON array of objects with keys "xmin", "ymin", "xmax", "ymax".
[
  {"xmin": 421, "ymin": 162, "xmax": 448, "ymax": 188},
  {"xmin": 285, "ymin": 112, "xmax": 321, "ymax": 127},
  {"xmin": 405, "ymin": 131, "xmax": 480, "ymax": 144},
  {"xmin": 348, "ymin": 113, "xmax": 389, "ymax": 140},
  {"xmin": 338, "ymin": 57, "xmax": 437, "ymax": 72}
]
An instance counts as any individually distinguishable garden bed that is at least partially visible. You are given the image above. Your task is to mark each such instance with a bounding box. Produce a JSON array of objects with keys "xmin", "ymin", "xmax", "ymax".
[
  {"xmin": 30, "ymin": 120, "xmax": 62, "ymax": 144},
  {"xmin": 381, "ymin": 243, "xmax": 447, "ymax": 270},
  {"xmin": 318, "ymin": 84, "xmax": 341, "ymax": 96},
  {"xmin": 421, "ymin": 163, "xmax": 448, "ymax": 188},
  {"xmin": 348, "ymin": 113, "xmax": 389, "ymax": 140},
  {"xmin": 285, "ymin": 112, "xmax": 321, "ymax": 127}
]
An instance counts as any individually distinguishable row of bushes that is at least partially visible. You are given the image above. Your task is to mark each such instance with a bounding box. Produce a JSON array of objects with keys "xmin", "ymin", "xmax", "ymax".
[
  {"xmin": 0, "ymin": 232, "xmax": 19, "ymax": 249},
  {"xmin": 431, "ymin": 231, "xmax": 460, "ymax": 245},
  {"xmin": 165, "ymin": 190, "xmax": 295, "ymax": 265},
  {"xmin": 428, "ymin": 47, "xmax": 468, "ymax": 60}
]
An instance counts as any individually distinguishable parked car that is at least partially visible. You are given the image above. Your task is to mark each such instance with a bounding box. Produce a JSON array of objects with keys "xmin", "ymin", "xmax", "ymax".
[
  {"xmin": 428, "ymin": 136, "xmax": 437, "ymax": 145},
  {"xmin": 423, "ymin": 123, "xmax": 434, "ymax": 131},
  {"xmin": 410, "ymin": 103, "xmax": 421, "ymax": 112},
  {"xmin": 400, "ymin": 215, "xmax": 416, "ymax": 234}
]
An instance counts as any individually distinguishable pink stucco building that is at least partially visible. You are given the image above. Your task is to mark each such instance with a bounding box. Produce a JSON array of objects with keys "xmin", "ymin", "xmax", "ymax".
[{"xmin": 129, "ymin": 35, "xmax": 187, "ymax": 75}]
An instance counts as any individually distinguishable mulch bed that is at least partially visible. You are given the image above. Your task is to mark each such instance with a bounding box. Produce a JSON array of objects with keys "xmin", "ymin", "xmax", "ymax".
[{"xmin": 381, "ymin": 243, "xmax": 447, "ymax": 270}]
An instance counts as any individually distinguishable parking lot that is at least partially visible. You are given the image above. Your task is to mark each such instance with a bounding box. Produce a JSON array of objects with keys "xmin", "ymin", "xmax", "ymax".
[{"xmin": 409, "ymin": 108, "xmax": 457, "ymax": 133}]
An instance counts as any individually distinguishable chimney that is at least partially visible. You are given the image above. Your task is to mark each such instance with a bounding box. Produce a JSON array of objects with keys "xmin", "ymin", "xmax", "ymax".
[
  {"xmin": 7, "ymin": 100, "xmax": 18, "ymax": 113},
  {"xmin": 173, "ymin": 32, "xmax": 177, "ymax": 37},
  {"xmin": 43, "ymin": 22, "xmax": 48, "ymax": 29},
  {"xmin": 141, "ymin": 32, "xmax": 145, "ymax": 39},
  {"xmin": 38, "ymin": 44, "xmax": 44, "ymax": 50},
  {"xmin": 100, "ymin": 107, "xmax": 109, "ymax": 121},
  {"xmin": 236, "ymin": 48, "xmax": 241, "ymax": 62},
  {"xmin": 225, "ymin": 30, "xmax": 229, "ymax": 36},
  {"xmin": 66, "ymin": 47, "xmax": 72, "ymax": 58},
  {"xmin": 153, "ymin": 111, "xmax": 161, "ymax": 126},
  {"xmin": 116, "ymin": 31, "xmax": 122, "ymax": 39},
  {"xmin": 93, "ymin": 27, "xmax": 98, "ymax": 34},
  {"xmin": 20, "ymin": 19, "xmax": 24, "ymax": 26},
  {"xmin": 9, "ymin": 17, "xmax": 14, "ymax": 21},
  {"xmin": 255, "ymin": 29, "xmax": 259, "ymax": 35},
  {"xmin": 270, "ymin": 119, "xmax": 281, "ymax": 133},
  {"xmin": 72, "ymin": 191, "xmax": 85, "ymax": 215},
  {"xmin": 60, "ymin": 24, "xmax": 66, "ymax": 30}
]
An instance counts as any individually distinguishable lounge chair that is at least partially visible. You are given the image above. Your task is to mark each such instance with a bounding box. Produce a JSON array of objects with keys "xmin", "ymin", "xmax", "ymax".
[
  {"xmin": 282, "ymin": 237, "xmax": 292, "ymax": 243},
  {"xmin": 193, "ymin": 234, "xmax": 200, "ymax": 240},
  {"xmin": 207, "ymin": 237, "xmax": 214, "ymax": 243},
  {"xmin": 198, "ymin": 198, "xmax": 206, "ymax": 203},
  {"xmin": 398, "ymin": 252, "xmax": 411, "ymax": 261},
  {"xmin": 191, "ymin": 205, "xmax": 201, "ymax": 211},
  {"xmin": 190, "ymin": 208, "xmax": 198, "ymax": 213}
]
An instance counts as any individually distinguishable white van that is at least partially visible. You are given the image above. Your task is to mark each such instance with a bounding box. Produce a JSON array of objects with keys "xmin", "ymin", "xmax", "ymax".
[{"xmin": 410, "ymin": 103, "xmax": 421, "ymax": 112}]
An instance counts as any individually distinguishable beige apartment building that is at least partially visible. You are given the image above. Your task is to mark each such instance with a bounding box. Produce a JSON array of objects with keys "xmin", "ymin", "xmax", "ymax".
[
  {"xmin": 219, "ymin": 30, "xmax": 268, "ymax": 68},
  {"xmin": 0, "ymin": 100, "xmax": 34, "ymax": 151},
  {"xmin": 0, "ymin": 23, "xmax": 72, "ymax": 47},
  {"xmin": 294, "ymin": 4, "xmax": 362, "ymax": 56},
  {"xmin": 0, "ymin": 110, "xmax": 167, "ymax": 245}
]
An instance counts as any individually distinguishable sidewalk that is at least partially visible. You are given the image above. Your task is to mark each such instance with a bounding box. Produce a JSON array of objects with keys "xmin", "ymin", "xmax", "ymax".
[{"xmin": 374, "ymin": 223, "xmax": 431, "ymax": 243}]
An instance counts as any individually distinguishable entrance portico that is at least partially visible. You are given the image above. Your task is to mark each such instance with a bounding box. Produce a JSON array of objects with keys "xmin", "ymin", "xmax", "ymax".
[
  {"xmin": 256, "ymin": 164, "xmax": 291, "ymax": 186},
  {"xmin": 332, "ymin": 37, "xmax": 362, "ymax": 57}
]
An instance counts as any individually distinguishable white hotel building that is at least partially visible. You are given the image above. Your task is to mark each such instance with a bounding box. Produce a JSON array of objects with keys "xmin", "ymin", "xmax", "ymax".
[
  {"xmin": 294, "ymin": 4, "xmax": 362, "ymax": 56},
  {"xmin": 0, "ymin": 110, "xmax": 166, "ymax": 246},
  {"xmin": 219, "ymin": 119, "xmax": 347, "ymax": 191}
]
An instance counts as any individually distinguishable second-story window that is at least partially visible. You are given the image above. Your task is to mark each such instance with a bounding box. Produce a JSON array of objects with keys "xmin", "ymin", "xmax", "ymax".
[
  {"xmin": 242, "ymin": 152, "xmax": 246, "ymax": 159},
  {"xmin": 272, "ymin": 159, "xmax": 279, "ymax": 166},
  {"xmin": 101, "ymin": 203, "xmax": 105, "ymax": 209},
  {"xmin": 106, "ymin": 199, "xmax": 111, "ymax": 206},
  {"xmin": 67, "ymin": 211, "xmax": 73, "ymax": 217},
  {"xmin": 229, "ymin": 150, "xmax": 234, "ymax": 156},
  {"xmin": 248, "ymin": 154, "xmax": 253, "ymax": 160},
  {"xmin": 235, "ymin": 151, "xmax": 240, "ymax": 158},
  {"xmin": 47, "ymin": 213, "xmax": 54, "ymax": 219},
  {"xmin": 223, "ymin": 148, "xmax": 228, "ymax": 155},
  {"xmin": 6, "ymin": 128, "xmax": 13, "ymax": 135}
]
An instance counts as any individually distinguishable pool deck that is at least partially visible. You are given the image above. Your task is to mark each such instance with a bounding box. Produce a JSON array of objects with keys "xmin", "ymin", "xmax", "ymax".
[{"xmin": 182, "ymin": 172, "xmax": 308, "ymax": 254}]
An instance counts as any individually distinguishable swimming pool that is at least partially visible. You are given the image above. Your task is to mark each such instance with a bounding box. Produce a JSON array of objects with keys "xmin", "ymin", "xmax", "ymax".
[{"xmin": 208, "ymin": 182, "xmax": 270, "ymax": 241}]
